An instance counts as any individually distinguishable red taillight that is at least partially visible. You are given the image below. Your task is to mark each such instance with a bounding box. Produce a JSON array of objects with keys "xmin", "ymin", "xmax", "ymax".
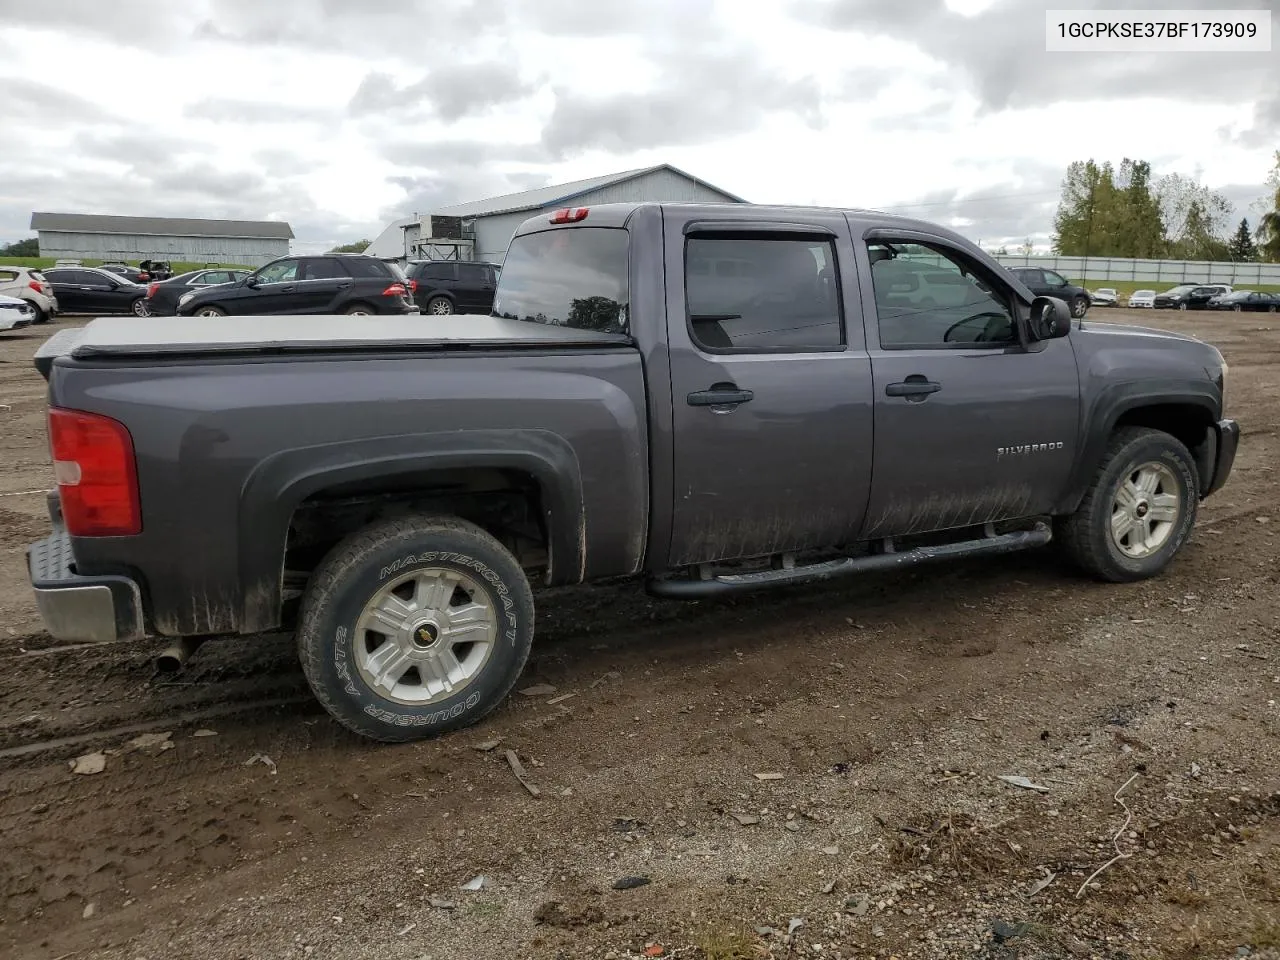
[
  {"xmin": 139, "ymin": 272, "xmax": 150, "ymax": 282},
  {"xmin": 408, "ymin": 279, "xmax": 418, "ymax": 293},
  {"xmin": 29, "ymin": 280, "xmax": 45, "ymax": 294},
  {"xmin": 47, "ymin": 408, "xmax": 141, "ymax": 537},
  {"xmin": 146, "ymin": 283, "xmax": 159, "ymax": 298},
  {"xmin": 549, "ymin": 207, "xmax": 589, "ymax": 224},
  {"xmin": 381, "ymin": 282, "xmax": 407, "ymax": 297}
]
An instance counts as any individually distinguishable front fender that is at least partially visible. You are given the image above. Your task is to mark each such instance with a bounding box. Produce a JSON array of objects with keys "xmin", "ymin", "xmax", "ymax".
[{"xmin": 236, "ymin": 429, "xmax": 585, "ymax": 632}]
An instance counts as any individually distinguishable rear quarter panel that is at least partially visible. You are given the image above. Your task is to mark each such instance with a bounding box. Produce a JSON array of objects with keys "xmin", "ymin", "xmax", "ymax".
[{"xmin": 49, "ymin": 349, "xmax": 648, "ymax": 636}]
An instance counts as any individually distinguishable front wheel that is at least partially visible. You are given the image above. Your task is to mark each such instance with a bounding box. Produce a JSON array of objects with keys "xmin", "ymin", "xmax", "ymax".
[
  {"xmin": 193, "ymin": 305, "xmax": 226, "ymax": 317},
  {"xmin": 297, "ymin": 516, "xmax": 535, "ymax": 742},
  {"xmin": 1057, "ymin": 427, "xmax": 1198, "ymax": 583},
  {"xmin": 1071, "ymin": 296, "xmax": 1089, "ymax": 318},
  {"xmin": 426, "ymin": 296, "xmax": 454, "ymax": 316},
  {"xmin": 132, "ymin": 298, "xmax": 151, "ymax": 317}
]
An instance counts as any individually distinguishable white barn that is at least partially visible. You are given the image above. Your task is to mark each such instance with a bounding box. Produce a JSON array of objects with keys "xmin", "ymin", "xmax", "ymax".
[
  {"xmin": 366, "ymin": 164, "xmax": 746, "ymax": 265},
  {"xmin": 30, "ymin": 212, "xmax": 293, "ymax": 267}
]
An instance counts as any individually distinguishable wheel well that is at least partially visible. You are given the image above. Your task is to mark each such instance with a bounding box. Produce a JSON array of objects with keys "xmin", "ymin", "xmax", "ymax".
[
  {"xmin": 283, "ymin": 467, "xmax": 549, "ymax": 590},
  {"xmin": 1113, "ymin": 402, "xmax": 1215, "ymax": 486}
]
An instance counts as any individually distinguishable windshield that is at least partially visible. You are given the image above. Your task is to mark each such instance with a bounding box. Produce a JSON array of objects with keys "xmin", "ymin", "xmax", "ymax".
[
  {"xmin": 1163, "ymin": 285, "xmax": 1196, "ymax": 294},
  {"xmin": 492, "ymin": 227, "xmax": 628, "ymax": 334}
]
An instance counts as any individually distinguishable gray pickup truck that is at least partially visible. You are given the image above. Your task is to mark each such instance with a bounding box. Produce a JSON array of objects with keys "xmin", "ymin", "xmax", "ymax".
[{"xmin": 27, "ymin": 202, "xmax": 1238, "ymax": 742}]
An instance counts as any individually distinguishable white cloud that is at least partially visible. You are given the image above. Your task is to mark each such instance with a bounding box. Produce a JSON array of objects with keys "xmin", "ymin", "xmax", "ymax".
[{"xmin": 0, "ymin": 0, "xmax": 1275, "ymax": 253}]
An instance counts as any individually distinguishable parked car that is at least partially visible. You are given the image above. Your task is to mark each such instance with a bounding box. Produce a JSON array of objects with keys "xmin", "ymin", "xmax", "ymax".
[
  {"xmin": 146, "ymin": 268, "xmax": 252, "ymax": 316},
  {"xmin": 100, "ymin": 263, "xmax": 150, "ymax": 284},
  {"xmin": 41, "ymin": 266, "xmax": 149, "ymax": 317},
  {"xmin": 27, "ymin": 201, "xmax": 1238, "ymax": 743},
  {"xmin": 1089, "ymin": 287, "xmax": 1119, "ymax": 307},
  {"xmin": 1127, "ymin": 289, "xmax": 1156, "ymax": 308},
  {"xmin": 1208, "ymin": 290, "xmax": 1280, "ymax": 313},
  {"xmin": 176, "ymin": 254, "xmax": 417, "ymax": 317},
  {"xmin": 1154, "ymin": 284, "xmax": 1231, "ymax": 310},
  {"xmin": 403, "ymin": 260, "xmax": 501, "ymax": 315},
  {"xmin": 0, "ymin": 294, "xmax": 34, "ymax": 332},
  {"xmin": 0, "ymin": 264, "xmax": 58, "ymax": 323},
  {"xmin": 139, "ymin": 259, "xmax": 173, "ymax": 281},
  {"xmin": 1007, "ymin": 267, "xmax": 1091, "ymax": 318}
]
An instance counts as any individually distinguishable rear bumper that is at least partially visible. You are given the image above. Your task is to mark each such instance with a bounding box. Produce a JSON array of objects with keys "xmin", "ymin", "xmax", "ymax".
[
  {"xmin": 27, "ymin": 515, "xmax": 145, "ymax": 644},
  {"xmin": 1204, "ymin": 418, "xmax": 1240, "ymax": 498}
]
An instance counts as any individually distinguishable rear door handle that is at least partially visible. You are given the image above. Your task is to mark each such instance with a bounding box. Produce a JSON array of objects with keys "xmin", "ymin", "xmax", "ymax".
[
  {"xmin": 687, "ymin": 386, "xmax": 754, "ymax": 407},
  {"xmin": 886, "ymin": 378, "xmax": 941, "ymax": 398}
]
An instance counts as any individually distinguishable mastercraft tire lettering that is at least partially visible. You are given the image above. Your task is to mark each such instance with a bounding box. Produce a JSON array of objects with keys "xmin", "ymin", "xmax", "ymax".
[{"xmin": 297, "ymin": 516, "xmax": 535, "ymax": 743}]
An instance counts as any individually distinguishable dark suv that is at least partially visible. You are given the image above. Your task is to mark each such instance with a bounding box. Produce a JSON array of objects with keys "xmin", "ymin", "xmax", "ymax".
[
  {"xmin": 176, "ymin": 255, "xmax": 417, "ymax": 317},
  {"xmin": 404, "ymin": 260, "xmax": 500, "ymax": 315},
  {"xmin": 1008, "ymin": 267, "xmax": 1091, "ymax": 318}
]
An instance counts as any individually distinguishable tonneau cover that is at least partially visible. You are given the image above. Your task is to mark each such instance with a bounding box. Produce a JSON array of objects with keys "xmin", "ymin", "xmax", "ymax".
[{"xmin": 35, "ymin": 314, "xmax": 632, "ymax": 374}]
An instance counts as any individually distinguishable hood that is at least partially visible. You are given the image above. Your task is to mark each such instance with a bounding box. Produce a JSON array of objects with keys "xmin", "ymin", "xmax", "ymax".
[{"xmin": 1076, "ymin": 319, "xmax": 1203, "ymax": 343}]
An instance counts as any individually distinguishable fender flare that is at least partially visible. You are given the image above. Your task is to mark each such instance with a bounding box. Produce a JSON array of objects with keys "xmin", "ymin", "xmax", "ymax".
[
  {"xmin": 235, "ymin": 429, "xmax": 584, "ymax": 632},
  {"xmin": 1055, "ymin": 379, "xmax": 1220, "ymax": 514}
]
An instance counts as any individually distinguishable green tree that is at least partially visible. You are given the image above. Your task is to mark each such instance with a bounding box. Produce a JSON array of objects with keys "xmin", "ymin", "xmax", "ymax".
[
  {"xmin": 328, "ymin": 238, "xmax": 371, "ymax": 253},
  {"xmin": 1053, "ymin": 160, "xmax": 1114, "ymax": 255},
  {"xmin": 1256, "ymin": 151, "xmax": 1280, "ymax": 263},
  {"xmin": 1229, "ymin": 218, "xmax": 1258, "ymax": 262},
  {"xmin": 0, "ymin": 237, "xmax": 38, "ymax": 256},
  {"xmin": 1157, "ymin": 174, "xmax": 1230, "ymax": 260},
  {"xmin": 1113, "ymin": 159, "xmax": 1165, "ymax": 258}
]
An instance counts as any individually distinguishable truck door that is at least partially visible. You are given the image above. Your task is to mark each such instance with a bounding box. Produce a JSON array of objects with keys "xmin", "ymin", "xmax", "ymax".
[
  {"xmin": 664, "ymin": 214, "xmax": 875, "ymax": 567},
  {"xmin": 855, "ymin": 230, "xmax": 1081, "ymax": 539}
]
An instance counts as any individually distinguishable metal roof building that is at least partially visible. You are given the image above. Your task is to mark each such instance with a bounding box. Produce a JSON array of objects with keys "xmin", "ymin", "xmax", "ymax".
[
  {"xmin": 30, "ymin": 212, "xmax": 294, "ymax": 267},
  {"xmin": 366, "ymin": 164, "xmax": 746, "ymax": 264}
]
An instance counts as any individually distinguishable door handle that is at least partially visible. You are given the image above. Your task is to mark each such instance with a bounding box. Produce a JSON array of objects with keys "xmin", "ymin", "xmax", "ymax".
[
  {"xmin": 687, "ymin": 385, "xmax": 754, "ymax": 407},
  {"xmin": 886, "ymin": 377, "xmax": 941, "ymax": 399},
  {"xmin": 337, "ymin": 282, "xmax": 352, "ymax": 289}
]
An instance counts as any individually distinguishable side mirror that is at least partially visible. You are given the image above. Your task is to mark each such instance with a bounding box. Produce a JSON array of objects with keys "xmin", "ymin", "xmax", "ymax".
[
  {"xmin": 246, "ymin": 276, "xmax": 260, "ymax": 289},
  {"xmin": 1029, "ymin": 296, "xmax": 1072, "ymax": 340}
]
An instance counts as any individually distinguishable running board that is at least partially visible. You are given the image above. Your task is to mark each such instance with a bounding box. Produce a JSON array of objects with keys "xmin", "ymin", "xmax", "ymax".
[{"xmin": 646, "ymin": 524, "xmax": 1052, "ymax": 599}]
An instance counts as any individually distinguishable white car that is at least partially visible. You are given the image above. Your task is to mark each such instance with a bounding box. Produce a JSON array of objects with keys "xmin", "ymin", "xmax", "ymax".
[
  {"xmin": 1090, "ymin": 287, "xmax": 1118, "ymax": 306},
  {"xmin": 1127, "ymin": 289, "xmax": 1156, "ymax": 308},
  {"xmin": 0, "ymin": 293, "xmax": 34, "ymax": 332},
  {"xmin": 0, "ymin": 265, "xmax": 58, "ymax": 322}
]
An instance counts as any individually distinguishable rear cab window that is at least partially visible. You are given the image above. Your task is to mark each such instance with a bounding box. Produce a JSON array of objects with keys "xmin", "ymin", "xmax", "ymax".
[{"xmin": 493, "ymin": 227, "xmax": 629, "ymax": 334}]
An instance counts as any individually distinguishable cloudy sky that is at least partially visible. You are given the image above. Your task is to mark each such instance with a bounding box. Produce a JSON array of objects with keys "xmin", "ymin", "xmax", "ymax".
[{"xmin": 1, "ymin": 0, "xmax": 1277, "ymax": 254}]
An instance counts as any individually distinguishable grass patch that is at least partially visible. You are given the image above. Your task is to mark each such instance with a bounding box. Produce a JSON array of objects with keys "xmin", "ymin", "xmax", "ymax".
[{"xmin": 695, "ymin": 924, "xmax": 765, "ymax": 960}]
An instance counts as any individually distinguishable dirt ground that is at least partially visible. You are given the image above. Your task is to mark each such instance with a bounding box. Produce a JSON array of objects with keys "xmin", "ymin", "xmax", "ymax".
[{"xmin": 1, "ymin": 309, "xmax": 1278, "ymax": 960}]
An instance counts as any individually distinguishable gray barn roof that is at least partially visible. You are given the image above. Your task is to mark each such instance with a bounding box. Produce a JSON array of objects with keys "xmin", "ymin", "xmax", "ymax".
[
  {"xmin": 432, "ymin": 163, "xmax": 747, "ymax": 218},
  {"xmin": 30, "ymin": 212, "xmax": 294, "ymax": 240}
]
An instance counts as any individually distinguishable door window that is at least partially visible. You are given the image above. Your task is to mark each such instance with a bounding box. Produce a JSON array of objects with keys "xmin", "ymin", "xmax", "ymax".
[
  {"xmin": 868, "ymin": 241, "xmax": 1016, "ymax": 349},
  {"xmin": 684, "ymin": 235, "xmax": 843, "ymax": 351},
  {"xmin": 255, "ymin": 260, "xmax": 300, "ymax": 283},
  {"xmin": 0, "ymin": 270, "xmax": 18, "ymax": 283},
  {"xmin": 1042, "ymin": 270, "xmax": 1068, "ymax": 288},
  {"xmin": 301, "ymin": 258, "xmax": 348, "ymax": 280},
  {"xmin": 457, "ymin": 263, "xmax": 488, "ymax": 283}
]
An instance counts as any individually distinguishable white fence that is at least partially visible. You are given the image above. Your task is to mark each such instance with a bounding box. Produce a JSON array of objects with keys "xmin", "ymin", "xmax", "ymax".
[{"xmin": 992, "ymin": 254, "xmax": 1280, "ymax": 286}]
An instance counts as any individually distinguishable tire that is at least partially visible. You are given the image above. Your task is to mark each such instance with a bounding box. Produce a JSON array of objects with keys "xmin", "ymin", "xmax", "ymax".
[
  {"xmin": 27, "ymin": 303, "xmax": 48, "ymax": 325},
  {"xmin": 1057, "ymin": 426, "xmax": 1198, "ymax": 583},
  {"xmin": 297, "ymin": 515, "xmax": 535, "ymax": 743},
  {"xmin": 343, "ymin": 303, "xmax": 374, "ymax": 316},
  {"xmin": 1071, "ymin": 296, "xmax": 1088, "ymax": 318},
  {"xmin": 1178, "ymin": 302, "xmax": 1188, "ymax": 311},
  {"xmin": 132, "ymin": 297, "xmax": 150, "ymax": 318},
  {"xmin": 426, "ymin": 296, "xmax": 454, "ymax": 316},
  {"xmin": 193, "ymin": 305, "xmax": 226, "ymax": 317}
]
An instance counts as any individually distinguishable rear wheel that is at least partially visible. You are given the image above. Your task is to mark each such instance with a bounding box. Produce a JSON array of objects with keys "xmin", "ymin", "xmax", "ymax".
[
  {"xmin": 194, "ymin": 305, "xmax": 226, "ymax": 317},
  {"xmin": 343, "ymin": 303, "xmax": 374, "ymax": 316},
  {"xmin": 1071, "ymin": 296, "xmax": 1088, "ymax": 318},
  {"xmin": 132, "ymin": 298, "xmax": 150, "ymax": 318},
  {"xmin": 27, "ymin": 303, "xmax": 48, "ymax": 324},
  {"xmin": 426, "ymin": 296, "xmax": 454, "ymax": 316},
  {"xmin": 1057, "ymin": 427, "xmax": 1198, "ymax": 582},
  {"xmin": 297, "ymin": 516, "xmax": 535, "ymax": 742}
]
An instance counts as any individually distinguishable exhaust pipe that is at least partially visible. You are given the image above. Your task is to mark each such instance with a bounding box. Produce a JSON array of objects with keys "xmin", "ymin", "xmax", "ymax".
[{"xmin": 156, "ymin": 636, "xmax": 209, "ymax": 673}]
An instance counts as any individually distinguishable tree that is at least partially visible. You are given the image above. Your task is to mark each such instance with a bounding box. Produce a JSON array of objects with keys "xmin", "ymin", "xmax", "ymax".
[
  {"xmin": 328, "ymin": 238, "xmax": 371, "ymax": 253},
  {"xmin": 0, "ymin": 237, "xmax": 38, "ymax": 257},
  {"xmin": 1156, "ymin": 173, "xmax": 1230, "ymax": 260},
  {"xmin": 1256, "ymin": 151, "xmax": 1280, "ymax": 263},
  {"xmin": 1052, "ymin": 160, "xmax": 1116, "ymax": 256},
  {"xmin": 1113, "ymin": 159, "xmax": 1165, "ymax": 258},
  {"xmin": 1019, "ymin": 239, "xmax": 1034, "ymax": 257},
  {"xmin": 1229, "ymin": 218, "xmax": 1258, "ymax": 262}
]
